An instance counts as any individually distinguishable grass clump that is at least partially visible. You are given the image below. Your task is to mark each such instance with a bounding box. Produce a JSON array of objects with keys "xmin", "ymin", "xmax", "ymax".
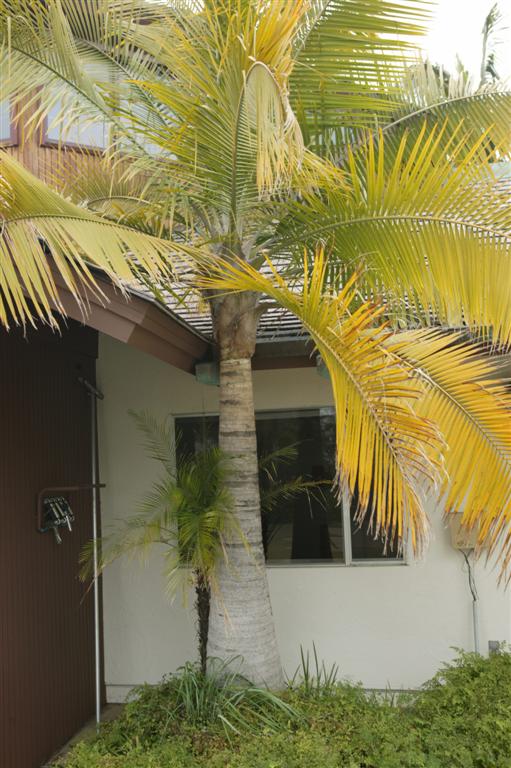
[
  {"xmin": 93, "ymin": 658, "xmax": 297, "ymax": 754},
  {"xmin": 58, "ymin": 649, "xmax": 511, "ymax": 768}
]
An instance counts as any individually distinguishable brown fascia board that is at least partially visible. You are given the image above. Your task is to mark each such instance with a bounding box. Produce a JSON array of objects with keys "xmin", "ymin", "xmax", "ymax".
[
  {"xmin": 50, "ymin": 270, "xmax": 210, "ymax": 374},
  {"xmin": 48, "ymin": 269, "xmax": 315, "ymax": 373}
]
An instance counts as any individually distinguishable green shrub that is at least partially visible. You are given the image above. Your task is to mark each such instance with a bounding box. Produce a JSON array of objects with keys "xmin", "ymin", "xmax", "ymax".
[
  {"xmin": 98, "ymin": 658, "xmax": 297, "ymax": 750},
  {"xmin": 414, "ymin": 649, "xmax": 511, "ymax": 768},
  {"xmin": 56, "ymin": 740, "xmax": 199, "ymax": 768},
  {"xmin": 57, "ymin": 650, "xmax": 511, "ymax": 768}
]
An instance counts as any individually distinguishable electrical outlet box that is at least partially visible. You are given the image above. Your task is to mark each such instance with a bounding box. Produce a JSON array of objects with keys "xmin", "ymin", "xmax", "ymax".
[
  {"xmin": 448, "ymin": 512, "xmax": 479, "ymax": 551},
  {"xmin": 195, "ymin": 361, "xmax": 219, "ymax": 387}
]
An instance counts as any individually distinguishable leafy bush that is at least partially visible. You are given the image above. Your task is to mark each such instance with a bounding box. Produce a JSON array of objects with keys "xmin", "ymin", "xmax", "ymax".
[
  {"xmin": 97, "ymin": 658, "xmax": 297, "ymax": 751},
  {"xmin": 57, "ymin": 650, "xmax": 511, "ymax": 768},
  {"xmin": 414, "ymin": 648, "xmax": 511, "ymax": 767}
]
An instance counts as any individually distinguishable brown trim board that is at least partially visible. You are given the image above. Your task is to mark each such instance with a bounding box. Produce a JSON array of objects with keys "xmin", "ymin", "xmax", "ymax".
[
  {"xmin": 50, "ymin": 271, "xmax": 210, "ymax": 374},
  {"xmin": 45, "ymin": 271, "xmax": 315, "ymax": 373}
]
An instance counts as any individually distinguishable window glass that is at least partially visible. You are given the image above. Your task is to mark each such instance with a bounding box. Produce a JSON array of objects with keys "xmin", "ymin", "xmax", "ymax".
[
  {"xmin": 256, "ymin": 410, "xmax": 343, "ymax": 563},
  {"xmin": 350, "ymin": 511, "xmax": 400, "ymax": 560},
  {"xmin": 0, "ymin": 100, "xmax": 12, "ymax": 142},
  {"xmin": 45, "ymin": 98, "xmax": 108, "ymax": 148},
  {"xmin": 175, "ymin": 410, "xmax": 400, "ymax": 564}
]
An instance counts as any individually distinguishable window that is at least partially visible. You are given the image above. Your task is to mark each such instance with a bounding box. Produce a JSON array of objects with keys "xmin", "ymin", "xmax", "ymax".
[
  {"xmin": 44, "ymin": 95, "xmax": 109, "ymax": 149},
  {"xmin": 175, "ymin": 409, "xmax": 402, "ymax": 565},
  {"xmin": 0, "ymin": 100, "xmax": 16, "ymax": 145}
]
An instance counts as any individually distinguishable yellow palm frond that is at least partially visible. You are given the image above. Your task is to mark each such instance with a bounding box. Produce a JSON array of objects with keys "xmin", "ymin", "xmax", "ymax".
[
  {"xmin": 0, "ymin": 151, "xmax": 175, "ymax": 327},
  {"xmin": 198, "ymin": 248, "xmax": 443, "ymax": 554},
  {"xmin": 389, "ymin": 330, "xmax": 511, "ymax": 574}
]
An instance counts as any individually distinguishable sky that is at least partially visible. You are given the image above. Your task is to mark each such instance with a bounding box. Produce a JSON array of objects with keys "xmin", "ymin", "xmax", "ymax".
[{"xmin": 421, "ymin": 0, "xmax": 511, "ymax": 82}]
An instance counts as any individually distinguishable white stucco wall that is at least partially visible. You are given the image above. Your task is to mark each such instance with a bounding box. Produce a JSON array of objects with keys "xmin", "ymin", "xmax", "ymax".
[{"xmin": 97, "ymin": 333, "xmax": 510, "ymax": 700}]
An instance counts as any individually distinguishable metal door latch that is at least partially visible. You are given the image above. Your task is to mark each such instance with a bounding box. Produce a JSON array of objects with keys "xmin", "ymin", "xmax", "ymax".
[{"xmin": 40, "ymin": 496, "xmax": 74, "ymax": 543}]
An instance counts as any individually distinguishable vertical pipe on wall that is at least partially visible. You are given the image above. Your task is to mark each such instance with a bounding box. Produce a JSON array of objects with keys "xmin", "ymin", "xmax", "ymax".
[
  {"xmin": 79, "ymin": 378, "xmax": 104, "ymax": 730},
  {"xmin": 91, "ymin": 392, "xmax": 101, "ymax": 731},
  {"xmin": 461, "ymin": 550, "xmax": 480, "ymax": 654}
]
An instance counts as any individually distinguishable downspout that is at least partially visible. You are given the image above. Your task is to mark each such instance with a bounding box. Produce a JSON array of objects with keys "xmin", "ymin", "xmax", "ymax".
[{"xmin": 79, "ymin": 377, "xmax": 104, "ymax": 731}]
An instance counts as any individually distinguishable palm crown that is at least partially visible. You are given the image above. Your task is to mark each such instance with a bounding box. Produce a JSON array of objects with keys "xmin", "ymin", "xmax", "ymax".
[{"xmin": 1, "ymin": 0, "xmax": 511, "ymax": 568}]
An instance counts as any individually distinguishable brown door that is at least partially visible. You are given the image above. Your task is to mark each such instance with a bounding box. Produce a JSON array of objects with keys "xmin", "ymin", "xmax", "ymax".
[{"xmin": 0, "ymin": 321, "xmax": 100, "ymax": 768}]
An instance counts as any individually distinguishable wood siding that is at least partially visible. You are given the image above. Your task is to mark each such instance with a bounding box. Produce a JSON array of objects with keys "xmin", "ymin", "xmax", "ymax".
[
  {"xmin": 5, "ymin": 130, "xmax": 104, "ymax": 186},
  {"xmin": 0, "ymin": 322, "xmax": 99, "ymax": 768}
]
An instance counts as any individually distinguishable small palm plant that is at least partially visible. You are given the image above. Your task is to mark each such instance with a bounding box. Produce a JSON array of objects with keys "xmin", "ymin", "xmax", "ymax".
[
  {"xmin": 83, "ymin": 411, "xmax": 324, "ymax": 674},
  {"xmin": 82, "ymin": 410, "xmax": 236, "ymax": 674}
]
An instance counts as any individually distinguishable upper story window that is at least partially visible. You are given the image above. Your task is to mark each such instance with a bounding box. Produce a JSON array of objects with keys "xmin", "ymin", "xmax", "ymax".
[
  {"xmin": 175, "ymin": 409, "xmax": 402, "ymax": 566},
  {"xmin": 42, "ymin": 97, "xmax": 165, "ymax": 155},
  {"xmin": 44, "ymin": 95, "xmax": 109, "ymax": 150},
  {"xmin": 0, "ymin": 100, "xmax": 16, "ymax": 145}
]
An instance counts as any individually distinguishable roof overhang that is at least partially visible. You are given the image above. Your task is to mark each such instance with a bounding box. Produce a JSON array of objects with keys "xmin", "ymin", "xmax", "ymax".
[
  {"xmin": 51, "ymin": 270, "xmax": 209, "ymax": 373},
  {"xmin": 49, "ymin": 269, "xmax": 315, "ymax": 373}
]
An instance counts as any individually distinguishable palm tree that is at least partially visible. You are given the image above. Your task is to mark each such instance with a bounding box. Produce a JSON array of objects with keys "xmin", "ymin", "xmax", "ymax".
[{"xmin": 1, "ymin": 0, "xmax": 511, "ymax": 687}]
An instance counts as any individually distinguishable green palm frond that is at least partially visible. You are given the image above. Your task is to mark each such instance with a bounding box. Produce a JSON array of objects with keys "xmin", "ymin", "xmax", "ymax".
[
  {"xmin": 281, "ymin": 124, "xmax": 511, "ymax": 342},
  {"xmin": 258, "ymin": 442, "xmax": 328, "ymax": 516},
  {"xmin": 378, "ymin": 60, "xmax": 511, "ymax": 161},
  {"xmin": 290, "ymin": 0, "xmax": 430, "ymax": 151},
  {"xmin": 127, "ymin": 409, "xmax": 177, "ymax": 473}
]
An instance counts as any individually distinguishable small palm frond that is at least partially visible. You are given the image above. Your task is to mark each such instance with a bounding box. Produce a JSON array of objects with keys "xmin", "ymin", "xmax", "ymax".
[
  {"xmin": 290, "ymin": 0, "xmax": 430, "ymax": 151},
  {"xmin": 480, "ymin": 3, "xmax": 505, "ymax": 84},
  {"xmin": 261, "ymin": 477, "xmax": 327, "ymax": 518},
  {"xmin": 198, "ymin": 248, "xmax": 443, "ymax": 554},
  {"xmin": 388, "ymin": 330, "xmax": 511, "ymax": 574},
  {"xmin": 281, "ymin": 125, "xmax": 511, "ymax": 342},
  {"xmin": 258, "ymin": 443, "xmax": 299, "ymax": 473},
  {"xmin": 81, "ymin": 411, "xmax": 236, "ymax": 599},
  {"xmin": 0, "ymin": 152, "xmax": 178, "ymax": 328},
  {"xmin": 128, "ymin": 410, "xmax": 177, "ymax": 474},
  {"xmin": 378, "ymin": 59, "xmax": 511, "ymax": 161},
  {"xmin": 258, "ymin": 442, "xmax": 328, "ymax": 516}
]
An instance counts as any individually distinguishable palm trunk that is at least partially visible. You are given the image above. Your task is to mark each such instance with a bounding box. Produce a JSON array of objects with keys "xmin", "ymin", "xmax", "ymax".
[
  {"xmin": 195, "ymin": 571, "xmax": 210, "ymax": 676},
  {"xmin": 207, "ymin": 293, "xmax": 284, "ymax": 689}
]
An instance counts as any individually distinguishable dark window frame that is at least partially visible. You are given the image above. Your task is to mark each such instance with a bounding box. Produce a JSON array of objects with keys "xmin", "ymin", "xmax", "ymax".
[{"xmin": 174, "ymin": 408, "xmax": 406, "ymax": 568}]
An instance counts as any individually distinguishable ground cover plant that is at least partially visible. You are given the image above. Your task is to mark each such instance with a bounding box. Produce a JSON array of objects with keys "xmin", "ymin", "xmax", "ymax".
[{"xmin": 57, "ymin": 649, "xmax": 511, "ymax": 768}]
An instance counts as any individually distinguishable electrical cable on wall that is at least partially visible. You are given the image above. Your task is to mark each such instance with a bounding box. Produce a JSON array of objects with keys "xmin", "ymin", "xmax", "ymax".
[{"xmin": 461, "ymin": 549, "xmax": 480, "ymax": 654}]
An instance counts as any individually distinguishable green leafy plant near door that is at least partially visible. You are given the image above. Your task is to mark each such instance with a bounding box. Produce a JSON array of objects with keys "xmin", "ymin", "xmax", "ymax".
[{"xmin": 82, "ymin": 411, "xmax": 323, "ymax": 674}]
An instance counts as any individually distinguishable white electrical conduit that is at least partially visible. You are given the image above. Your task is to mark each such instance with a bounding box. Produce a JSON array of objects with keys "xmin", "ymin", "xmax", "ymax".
[{"xmin": 79, "ymin": 377, "xmax": 104, "ymax": 731}]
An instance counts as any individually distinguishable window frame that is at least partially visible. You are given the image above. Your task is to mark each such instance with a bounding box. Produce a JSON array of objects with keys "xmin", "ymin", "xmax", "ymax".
[
  {"xmin": 0, "ymin": 100, "xmax": 19, "ymax": 147},
  {"xmin": 40, "ymin": 111, "xmax": 108, "ymax": 154},
  {"xmin": 174, "ymin": 407, "xmax": 408, "ymax": 569}
]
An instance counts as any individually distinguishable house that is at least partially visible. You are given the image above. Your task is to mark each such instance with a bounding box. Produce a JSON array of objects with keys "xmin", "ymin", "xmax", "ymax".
[{"xmin": 1, "ymin": 98, "xmax": 511, "ymax": 768}]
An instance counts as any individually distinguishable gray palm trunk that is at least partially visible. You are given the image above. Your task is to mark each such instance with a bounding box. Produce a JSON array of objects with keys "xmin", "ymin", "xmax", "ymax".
[{"xmin": 206, "ymin": 293, "xmax": 284, "ymax": 689}]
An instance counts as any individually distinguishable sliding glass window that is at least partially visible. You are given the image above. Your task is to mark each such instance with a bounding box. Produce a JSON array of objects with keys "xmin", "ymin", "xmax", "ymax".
[{"xmin": 175, "ymin": 409, "xmax": 401, "ymax": 565}]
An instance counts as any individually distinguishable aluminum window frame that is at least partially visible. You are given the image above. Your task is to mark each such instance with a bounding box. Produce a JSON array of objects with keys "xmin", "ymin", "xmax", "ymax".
[{"xmin": 174, "ymin": 407, "xmax": 408, "ymax": 568}]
